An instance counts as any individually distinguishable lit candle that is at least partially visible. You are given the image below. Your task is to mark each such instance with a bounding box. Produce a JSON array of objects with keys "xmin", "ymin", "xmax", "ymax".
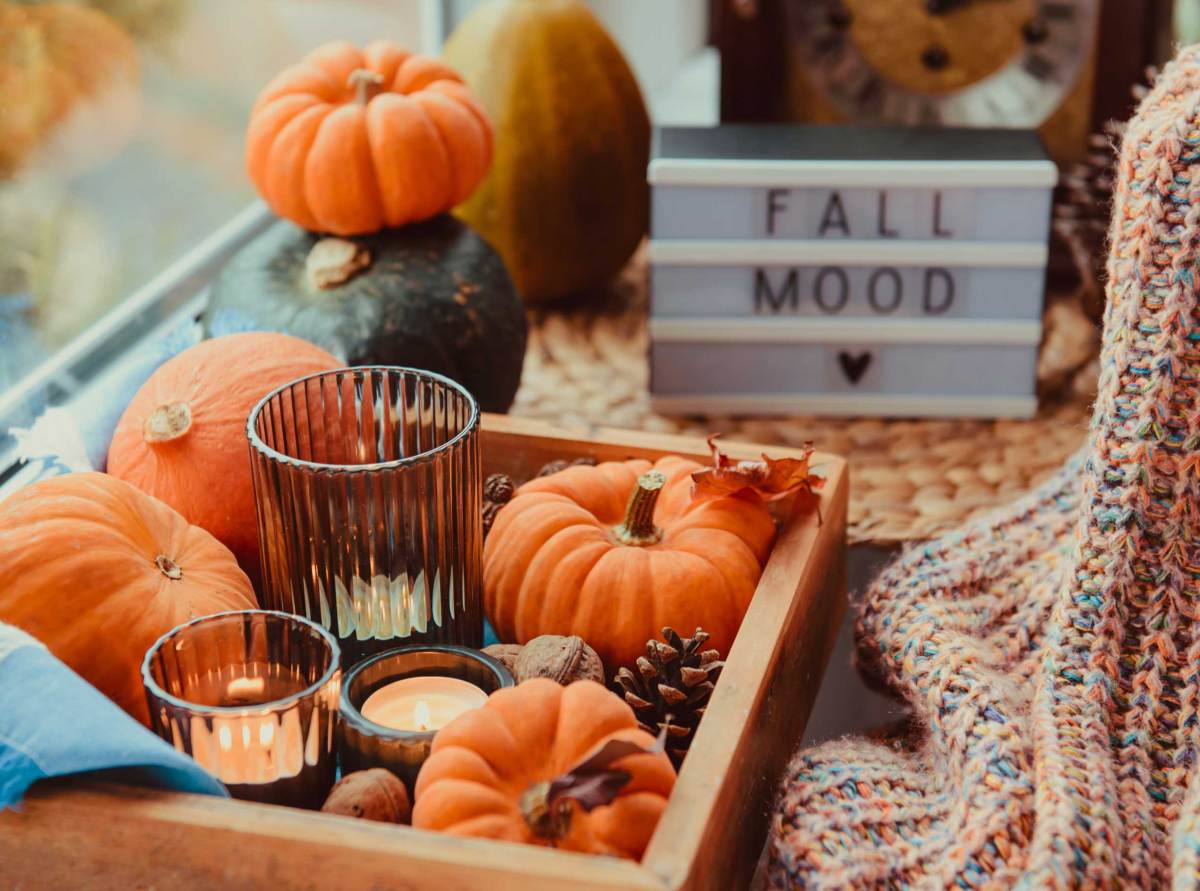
[
  {"xmin": 360, "ymin": 676, "xmax": 488, "ymax": 732},
  {"xmin": 338, "ymin": 645, "xmax": 515, "ymax": 794},
  {"xmin": 185, "ymin": 673, "xmax": 310, "ymax": 787},
  {"xmin": 143, "ymin": 610, "xmax": 341, "ymax": 809}
]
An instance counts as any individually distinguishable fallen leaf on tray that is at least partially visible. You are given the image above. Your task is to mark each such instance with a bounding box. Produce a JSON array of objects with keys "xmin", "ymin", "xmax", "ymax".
[{"xmin": 691, "ymin": 435, "xmax": 824, "ymax": 504}]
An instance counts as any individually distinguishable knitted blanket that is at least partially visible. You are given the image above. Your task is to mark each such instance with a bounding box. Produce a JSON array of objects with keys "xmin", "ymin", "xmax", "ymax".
[{"xmin": 768, "ymin": 45, "xmax": 1200, "ymax": 889}]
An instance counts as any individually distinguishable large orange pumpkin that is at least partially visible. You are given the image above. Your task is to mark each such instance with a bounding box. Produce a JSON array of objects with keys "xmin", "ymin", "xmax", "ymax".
[
  {"xmin": 0, "ymin": 2, "xmax": 141, "ymax": 178},
  {"xmin": 245, "ymin": 40, "xmax": 493, "ymax": 236},
  {"xmin": 0, "ymin": 472, "xmax": 256, "ymax": 724},
  {"xmin": 107, "ymin": 332, "xmax": 341, "ymax": 577},
  {"xmin": 413, "ymin": 678, "xmax": 674, "ymax": 857},
  {"xmin": 483, "ymin": 458, "xmax": 777, "ymax": 673}
]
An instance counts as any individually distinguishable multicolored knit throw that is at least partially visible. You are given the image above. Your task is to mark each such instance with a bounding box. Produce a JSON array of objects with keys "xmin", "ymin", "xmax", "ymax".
[{"xmin": 769, "ymin": 45, "xmax": 1200, "ymax": 889}]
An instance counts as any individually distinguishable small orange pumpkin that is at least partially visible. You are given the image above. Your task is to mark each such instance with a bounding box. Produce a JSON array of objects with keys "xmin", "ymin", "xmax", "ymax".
[
  {"xmin": 483, "ymin": 458, "xmax": 777, "ymax": 673},
  {"xmin": 413, "ymin": 678, "xmax": 674, "ymax": 857},
  {"xmin": 0, "ymin": 472, "xmax": 256, "ymax": 724},
  {"xmin": 107, "ymin": 332, "xmax": 341, "ymax": 577},
  {"xmin": 245, "ymin": 40, "xmax": 493, "ymax": 236}
]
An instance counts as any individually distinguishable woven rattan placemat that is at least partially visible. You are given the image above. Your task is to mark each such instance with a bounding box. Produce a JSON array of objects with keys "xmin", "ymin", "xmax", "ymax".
[{"xmin": 510, "ymin": 257, "xmax": 1093, "ymax": 546}]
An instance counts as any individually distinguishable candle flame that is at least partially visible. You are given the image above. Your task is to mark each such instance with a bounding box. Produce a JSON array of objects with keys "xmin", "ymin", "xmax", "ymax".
[{"xmin": 414, "ymin": 699, "xmax": 432, "ymax": 732}]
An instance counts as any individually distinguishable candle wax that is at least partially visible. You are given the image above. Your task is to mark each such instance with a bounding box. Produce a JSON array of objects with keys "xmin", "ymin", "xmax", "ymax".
[
  {"xmin": 223, "ymin": 676, "xmax": 267, "ymax": 704},
  {"xmin": 180, "ymin": 666, "xmax": 305, "ymax": 709},
  {"xmin": 360, "ymin": 676, "xmax": 488, "ymax": 732}
]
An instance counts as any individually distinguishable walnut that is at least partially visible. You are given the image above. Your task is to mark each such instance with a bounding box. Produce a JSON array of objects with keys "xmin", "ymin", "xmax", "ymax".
[
  {"xmin": 321, "ymin": 768, "xmax": 411, "ymax": 824},
  {"xmin": 514, "ymin": 635, "xmax": 605, "ymax": 685},
  {"xmin": 482, "ymin": 643, "xmax": 524, "ymax": 676}
]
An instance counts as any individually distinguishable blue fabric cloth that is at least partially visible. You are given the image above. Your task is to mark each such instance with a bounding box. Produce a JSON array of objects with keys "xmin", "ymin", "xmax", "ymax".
[
  {"xmin": 0, "ymin": 622, "xmax": 227, "ymax": 809},
  {"xmin": 483, "ymin": 620, "xmax": 499, "ymax": 648}
]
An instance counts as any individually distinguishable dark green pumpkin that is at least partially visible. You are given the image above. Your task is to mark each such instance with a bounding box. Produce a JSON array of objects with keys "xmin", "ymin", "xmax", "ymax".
[{"xmin": 204, "ymin": 215, "xmax": 526, "ymax": 412}]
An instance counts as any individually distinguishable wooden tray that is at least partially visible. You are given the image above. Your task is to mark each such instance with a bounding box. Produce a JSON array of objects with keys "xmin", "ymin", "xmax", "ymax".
[{"xmin": 0, "ymin": 414, "xmax": 848, "ymax": 891}]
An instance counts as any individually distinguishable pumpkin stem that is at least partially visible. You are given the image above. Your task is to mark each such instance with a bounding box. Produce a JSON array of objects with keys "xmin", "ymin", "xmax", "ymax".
[
  {"xmin": 614, "ymin": 470, "xmax": 666, "ymax": 546},
  {"xmin": 520, "ymin": 741, "xmax": 638, "ymax": 842},
  {"xmin": 520, "ymin": 781, "xmax": 572, "ymax": 842},
  {"xmin": 348, "ymin": 68, "xmax": 385, "ymax": 105},
  {"xmin": 155, "ymin": 554, "xmax": 183, "ymax": 580},
  {"xmin": 143, "ymin": 402, "xmax": 192, "ymax": 444},
  {"xmin": 305, "ymin": 238, "xmax": 372, "ymax": 290}
]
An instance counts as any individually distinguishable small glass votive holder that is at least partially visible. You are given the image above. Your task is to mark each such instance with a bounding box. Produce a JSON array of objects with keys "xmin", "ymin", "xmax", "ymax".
[
  {"xmin": 142, "ymin": 610, "xmax": 341, "ymax": 809},
  {"xmin": 246, "ymin": 367, "xmax": 484, "ymax": 670},
  {"xmin": 339, "ymin": 645, "xmax": 514, "ymax": 793}
]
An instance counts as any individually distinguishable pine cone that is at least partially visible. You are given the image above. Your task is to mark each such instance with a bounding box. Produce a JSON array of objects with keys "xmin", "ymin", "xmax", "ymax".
[
  {"xmin": 1051, "ymin": 67, "xmax": 1156, "ymax": 323},
  {"xmin": 1050, "ymin": 131, "xmax": 1115, "ymax": 321},
  {"xmin": 482, "ymin": 473, "xmax": 516, "ymax": 539},
  {"xmin": 482, "ymin": 501, "xmax": 503, "ymax": 538},
  {"xmin": 484, "ymin": 472, "xmax": 515, "ymax": 503},
  {"xmin": 613, "ymin": 627, "xmax": 723, "ymax": 767}
]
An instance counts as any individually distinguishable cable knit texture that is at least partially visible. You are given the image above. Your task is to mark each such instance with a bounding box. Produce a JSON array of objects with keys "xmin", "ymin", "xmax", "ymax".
[{"xmin": 768, "ymin": 44, "xmax": 1200, "ymax": 889}]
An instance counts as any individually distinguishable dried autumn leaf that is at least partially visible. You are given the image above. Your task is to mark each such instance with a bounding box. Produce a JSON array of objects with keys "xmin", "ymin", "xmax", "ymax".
[
  {"xmin": 690, "ymin": 435, "xmax": 824, "ymax": 504},
  {"xmin": 545, "ymin": 728, "xmax": 669, "ymax": 812}
]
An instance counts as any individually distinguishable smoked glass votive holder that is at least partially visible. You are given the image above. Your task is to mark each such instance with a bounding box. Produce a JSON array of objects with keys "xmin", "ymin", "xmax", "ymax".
[
  {"xmin": 142, "ymin": 610, "xmax": 341, "ymax": 809},
  {"xmin": 339, "ymin": 645, "xmax": 514, "ymax": 793},
  {"xmin": 247, "ymin": 367, "xmax": 484, "ymax": 670}
]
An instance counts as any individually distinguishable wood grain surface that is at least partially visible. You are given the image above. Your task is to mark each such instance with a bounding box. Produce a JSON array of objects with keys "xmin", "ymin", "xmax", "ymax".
[{"xmin": 0, "ymin": 414, "xmax": 848, "ymax": 891}]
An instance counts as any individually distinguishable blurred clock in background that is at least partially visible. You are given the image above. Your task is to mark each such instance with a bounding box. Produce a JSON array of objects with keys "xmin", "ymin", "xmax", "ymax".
[
  {"xmin": 791, "ymin": 0, "xmax": 1098, "ymax": 162},
  {"xmin": 795, "ymin": 2, "xmax": 1094, "ymax": 121},
  {"xmin": 718, "ymin": 0, "xmax": 1174, "ymax": 164}
]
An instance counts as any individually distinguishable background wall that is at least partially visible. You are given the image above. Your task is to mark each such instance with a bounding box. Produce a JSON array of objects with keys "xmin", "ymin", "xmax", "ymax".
[{"xmin": 1179, "ymin": 0, "xmax": 1200, "ymax": 42}]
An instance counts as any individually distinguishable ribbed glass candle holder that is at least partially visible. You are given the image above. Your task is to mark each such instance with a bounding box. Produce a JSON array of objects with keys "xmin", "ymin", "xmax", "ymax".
[
  {"xmin": 246, "ymin": 367, "xmax": 483, "ymax": 668},
  {"xmin": 141, "ymin": 610, "xmax": 341, "ymax": 809},
  {"xmin": 339, "ymin": 645, "xmax": 514, "ymax": 794}
]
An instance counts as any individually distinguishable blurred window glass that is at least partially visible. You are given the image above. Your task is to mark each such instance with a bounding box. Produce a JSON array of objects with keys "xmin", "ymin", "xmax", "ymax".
[
  {"xmin": 0, "ymin": 0, "xmax": 427, "ymax": 402},
  {"xmin": 0, "ymin": 0, "xmax": 712, "ymax": 433}
]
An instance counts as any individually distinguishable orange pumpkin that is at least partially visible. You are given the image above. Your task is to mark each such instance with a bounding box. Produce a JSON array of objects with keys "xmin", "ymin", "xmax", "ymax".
[
  {"xmin": 413, "ymin": 678, "xmax": 674, "ymax": 857},
  {"xmin": 0, "ymin": 472, "xmax": 256, "ymax": 724},
  {"xmin": 107, "ymin": 332, "xmax": 341, "ymax": 577},
  {"xmin": 483, "ymin": 458, "xmax": 777, "ymax": 673},
  {"xmin": 245, "ymin": 40, "xmax": 493, "ymax": 236}
]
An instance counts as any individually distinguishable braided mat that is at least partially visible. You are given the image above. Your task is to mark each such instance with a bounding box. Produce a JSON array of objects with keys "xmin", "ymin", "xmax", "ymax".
[{"xmin": 510, "ymin": 258, "xmax": 1093, "ymax": 546}]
